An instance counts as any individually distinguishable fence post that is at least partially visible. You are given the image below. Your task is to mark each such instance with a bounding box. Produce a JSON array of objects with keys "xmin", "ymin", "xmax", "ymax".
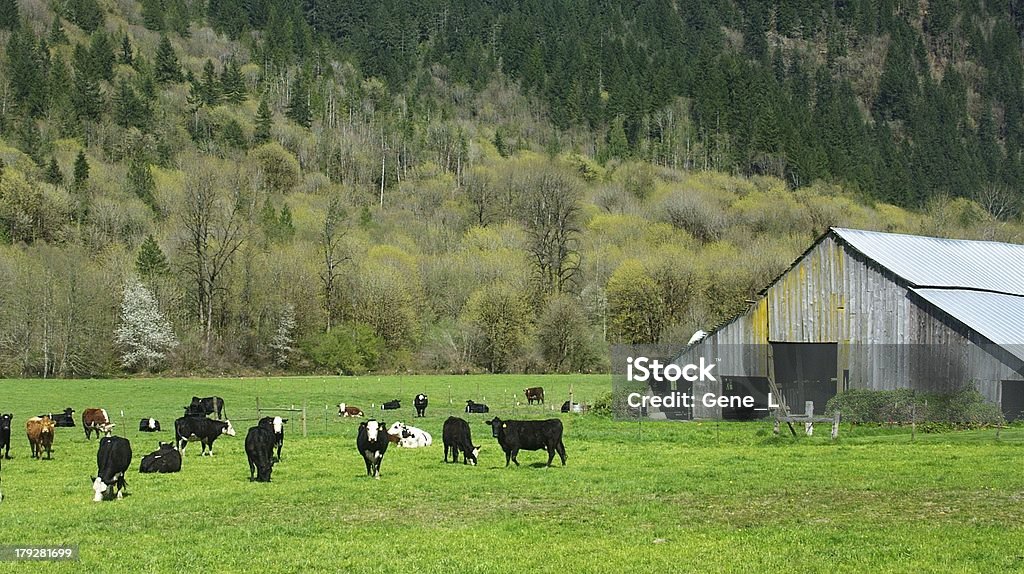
[
  {"xmin": 302, "ymin": 401, "xmax": 307, "ymax": 438},
  {"xmin": 831, "ymin": 410, "xmax": 840, "ymax": 440},
  {"xmin": 805, "ymin": 401, "xmax": 814, "ymax": 436}
]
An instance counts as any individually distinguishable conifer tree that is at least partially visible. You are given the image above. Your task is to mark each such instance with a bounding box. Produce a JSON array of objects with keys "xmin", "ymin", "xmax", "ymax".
[
  {"xmin": 220, "ymin": 58, "xmax": 246, "ymax": 103},
  {"xmin": 72, "ymin": 150, "xmax": 90, "ymax": 190},
  {"xmin": 286, "ymin": 74, "xmax": 311, "ymax": 127},
  {"xmin": 48, "ymin": 17, "xmax": 67, "ymax": 44},
  {"xmin": 120, "ymin": 34, "xmax": 134, "ymax": 65},
  {"xmin": 0, "ymin": 0, "xmax": 18, "ymax": 30},
  {"xmin": 154, "ymin": 35, "xmax": 181, "ymax": 84},
  {"xmin": 136, "ymin": 234, "xmax": 170, "ymax": 278},
  {"xmin": 254, "ymin": 98, "xmax": 273, "ymax": 143},
  {"xmin": 44, "ymin": 157, "xmax": 63, "ymax": 186},
  {"xmin": 141, "ymin": 0, "xmax": 163, "ymax": 31}
]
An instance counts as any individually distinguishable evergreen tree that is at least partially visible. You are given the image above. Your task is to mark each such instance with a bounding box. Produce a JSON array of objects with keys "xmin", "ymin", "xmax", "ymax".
[
  {"xmin": 48, "ymin": 17, "xmax": 68, "ymax": 44},
  {"xmin": 199, "ymin": 59, "xmax": 221, "ymax": 106},
  {"xmin": 114, "ymin": 79, "xmax": 150, "ymax": 129},
  {"xmin": 44, "ymin": 157, "xmax": 64, "ymax": 186},
  {"xmin": 72, "ymin": 150, "xmax": 90, "ymax": 190},
  {"xmin": 68, "ymin": 0, "xmax": 104, "ymax": 33},
  {"xmin": 220, "ymin": 58, "xmax": 246, "ymax": 103},
  {"xmin": 286, "ymin": 74, "xmax": 311, "ymax": 127},
  {"xmin": 141, "ymin": 0, "xmax": 163, "ymax": 31},
  {"xmin": 6, "ymin": 26, "xmax": 45, "ymax": 117},
  {"xmin": 89, "ymin": 31, "xmax": 116, "ymax": 81},
  {"xmin": 72, "ymin": 68, "xmax": 104, "ymax": 121},
  {"xmin": 136, "ymin": 234, "xmax": 169, "ymax": 277},
  {"xmin": 119, "ymin": 34, "xmax": 134, "ymax": 65},
  {"xmin": 254, "ymin": 98, "xmax": 273, "ymax": 143},
  {"xmin": 154, "ymin": 35, "xmax": 181, "ymax": 84},
  {"xmin": 128, "ymin": 161, "xmax": 158, "ymax": 211},
  {"xmin": 165, "ymin": 0, "xmax": 190, "ymax": 37},
  {"xmin": 0, "ymin": 0, "xmax": 18, "ymax": 30}
]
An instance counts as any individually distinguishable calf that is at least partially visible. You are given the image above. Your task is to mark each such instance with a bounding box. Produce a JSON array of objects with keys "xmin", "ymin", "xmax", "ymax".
[
  {"xmin": 524, "ymin": 387, "xmax": 545, "ymax": 405},
  {"xmin": 338, "ymin": 403, "xmax": 364, "ymax": 417},
  {"xmin": 442, "ymin": 417, "xmax": 480, "ymax": 465},
  {"xmin": 465, "ymin": 400, "xmax": 489, "ymax": 414},
  {"xmin": 257, "ymin": 416, "xmax": 286, "ymax": 461},
  {"xmin": 0, "ymin": 413, "xmax": 11, "ymax": 459},
  {"xmin": 39, "ymin": 408, "xmax": 75, "ymax": 427},
  {"xmin": 187, "ymin": 396, "xmax": 226, "ymax": 419},
  {"xmin": 26, "ymin": 416, "xmax": 55, "ymax": 459},
  {"xmin": 174, "ymin": 416, "xmax": 236, "ymax": 456},
  {"xmin": 92, "ymin": 436, "xmax": 131, "ymax": 501},
  {"xmin": 414, "ymin": 394, "xmax": 428, "ymax": 417},
  {"xmin": 381, "ymin": 399, "xmax": 401, "ymax": 411},
  {"xmin": 139, "ymin": 418, "xmax": 162, "ymax": 432},
  {"xmin": 82, "ymin": 408, "xmax": 115, "ymax": 440},
  {"xmin": 139, "ymin": 442, "xmax": 181, "ymax": 473},
  {"xmin": 245, "ymin": 426, "xmax": 276, "ymax": 482},
  {"xmin": 387, "ymin": 422, "xmax": 431, "ymax": 448},
  {"xmin": 356, "ymin": 420, "xmax": 389, "ymax": 479},
  {"xmin": 485, "ymin": 417, "xmax": 567, "ymax": 467}
]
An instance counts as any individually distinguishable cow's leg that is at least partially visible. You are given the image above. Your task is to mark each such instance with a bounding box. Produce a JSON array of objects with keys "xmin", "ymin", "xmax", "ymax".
[
  {"xmin": 511, "ymin": 449, "xmax": 520, "ymax": 466},
  {"xmin": 249, "ymin": 458, "xmax": 256, "ymax": 480},
  {"xmin": 546, "ymin": 446, "xmax": 556, "ymax": 467},
  {"xmin": 557, "ymin": 441, "xmax": 567, "ymax": 465},
  {"xmin": 504, "ymin": 449, "xmax": 512, "ymax": 467}
]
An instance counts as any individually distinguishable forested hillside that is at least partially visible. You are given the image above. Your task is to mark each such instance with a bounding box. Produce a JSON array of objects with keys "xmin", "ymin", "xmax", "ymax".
[{"xmin": 1, "ymin": 0, "xmax": 1023, "ymax": 377}]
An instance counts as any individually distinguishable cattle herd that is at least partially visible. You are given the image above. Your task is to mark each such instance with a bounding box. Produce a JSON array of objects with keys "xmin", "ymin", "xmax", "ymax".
[{"xmin": 0, "ymin": 386, "xmax": 571, "ymax": 503}]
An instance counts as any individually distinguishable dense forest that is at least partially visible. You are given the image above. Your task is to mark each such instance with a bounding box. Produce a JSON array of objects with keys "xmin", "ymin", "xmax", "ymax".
[{"xmin": 1, "ymin": 0, "xmax": 1023, "ymax": 377}]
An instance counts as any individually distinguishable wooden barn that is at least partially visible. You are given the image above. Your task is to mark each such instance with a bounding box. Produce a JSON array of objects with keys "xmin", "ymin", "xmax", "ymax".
[{"xmin": 675, "ymin": 227, "xmax": 1024, "ymax": 420}]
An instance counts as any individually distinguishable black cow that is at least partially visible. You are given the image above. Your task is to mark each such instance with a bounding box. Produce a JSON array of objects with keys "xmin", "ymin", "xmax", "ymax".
[
  {"xmin": 186, "ymin": 396, "xmax": 226, "ymax": 419},
  {"xmin": 139, "ymin": 442, "xmax": 181, "ymax": 473},
  {"xmin": 92, "ymin": 436, "xmax": 131, "ymax": 502},
  {"xmin": 139, "ymin": 418, "xmax": 162, "ymax": 432},
  {"xmin": 414, "ymin": 394, "xmax": 428, "ymax": 417},
  {"xmin": 0, "ymin": 413, "xmax": 11, "ymax": 459},
  {"xmin": 356, "ymin": 420, "xmax": 389, "ymax": 479},
  {"xmin": 245, "ymin": 426, "xmax": 276, "ymax": 482},
  {"xmin": 382, "ymin": 399, "xmax": 401, "ymax": 411},
  {"xmin": 561, "ymin": 401, "xmax": 583, "ymax": 413},
  {"xmin": 39, "ymin": 408, "xmax": 75, "ymax": 427},
  {"xmin": 485, "ymin": 418, "xmax": 567, "ymax": 467},
  {"xmin": 465, "ymin": 400, "xmax": 489, "ymax": 414},
  {"xmin": 442, "ymin": 417, "xmax": 480, "ymax": 465},
  {"xmin": 257, "ymin": 416, "xmax": 287, "ymax": 461},
  {"xmin": 174, "ymin": 417, "xmax": 236, "ymax": 456}
]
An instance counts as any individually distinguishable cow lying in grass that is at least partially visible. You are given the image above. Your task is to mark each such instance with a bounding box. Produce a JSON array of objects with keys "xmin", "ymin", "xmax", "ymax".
[{"xmin": 387, "ymin": 422, "xmax": 432, "ymax": 448}]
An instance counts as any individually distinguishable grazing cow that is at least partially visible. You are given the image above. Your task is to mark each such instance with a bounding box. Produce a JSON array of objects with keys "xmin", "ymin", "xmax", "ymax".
[
  {"xmin": 187, "ymin": 396, "xmax": 226, "ymax": 419},
  {"xmin": 174, "ymin": 417, "xmax": 236, "ymax": 456},
  {"xmin": 338, "ymin": 403, "xmax": 364, "ymax": 417},
  {"xmin": 82, "ymin": 408, "xmax": 115, "ymax": 440},
  {"xmin": 139, "ymin": 442, "xmax": 181, "ymax": 473},
  {"xmin": 257, "ymin": 416, "xmax": 286, "ymax": 461},
  {"xmin": 381, "ymin": 399, "xmax": 401, "ymax": 411},
  {"xmin": 92, "ymin": 436, "xmax": 131, "ymax": 502},
  {"xmin": 465, "ymin": 400, "xmax": 489, "ymax": 414},
  {"xmin": 139, "ymin": 418, "xmax": 161, "ymax": 432},
  {"xmin": 245, "ymin": 426, "xmax": 276, "ymax": 482},
  {"xmin": 39, "ymin": 408, "xmax": 75, "ymax": 427},
  {"xmin": 26, "ymin": 416, "xmax": 55, "ymax": 459},
  {"xmin": 442, "ymin": 417, "xmax": 480, "ymax": 465},
  {"xmin": 0, "ymin": 413, "xmax": 12, "ymax": 459},
  {"xmin": 387, "ymin": 422, "xmax": 431, "ymax": 448},
  {"xmin": 414, "ymin": 394, "xmax": 428, "ymax": 417},
  {"xmin": 485, "ymin": 418, "xmax": 567, "ymax": 467},
  {"xmin": 356, "ymin": 420, "xmax": 389, "ymax": 479},
  {"xmin": 524, "ymin": 387, "xmax": 545, "ymax": 405},
  {"xmin": 561, "ymin": 401, "xmax": 586, "ymax": 413}
]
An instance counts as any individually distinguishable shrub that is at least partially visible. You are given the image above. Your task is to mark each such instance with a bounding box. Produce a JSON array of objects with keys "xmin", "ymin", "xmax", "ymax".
[
  {"xmin": 303, "ymin": 323, "xmax": 383, "ymax": 375},
  {"xmin": 825, "ymin": 386, "xmax": 1004, "ymax": 429}
]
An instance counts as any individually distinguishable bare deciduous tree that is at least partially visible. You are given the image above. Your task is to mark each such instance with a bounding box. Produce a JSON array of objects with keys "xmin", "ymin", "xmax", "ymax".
[
  {"xmin": 319, "ymin": 197, "xmax": 349, "ymax": 332},
  {"xmin": 516, "ymin": 165, "xmax": 582, "ymax": 295}
]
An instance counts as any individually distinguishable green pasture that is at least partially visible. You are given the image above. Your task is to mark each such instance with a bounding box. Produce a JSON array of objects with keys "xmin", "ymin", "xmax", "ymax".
[{"xmin": 0, "ymin": 375, "xmax": 1021, "ymax": 573}]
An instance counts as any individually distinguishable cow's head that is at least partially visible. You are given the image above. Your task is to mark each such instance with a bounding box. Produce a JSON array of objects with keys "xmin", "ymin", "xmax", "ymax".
[
  {"xmin": 0, "ymin": 414, "xmax": 12, "ymax": 431},
  {"xmin": 367, "ymin": 420, "xmax": 381, "ymax": 441},
  {"xmin": 40, "ymin": 416, "xmax": 55, "ymax": 434},
  {"xmin": 485, "ymin": 418, "xmax": 503, "ymax": 438},
  {"xmin": 158, "ymin": 441, "xmax": 174, "ymax": 450},
  {"xmin": 338, "ymin": 403, "xmax": 346, "ymax": 415},
  {"xmin": 468, "ymin": 446, "xmax": 481, "ymax": 466},
  {"xmin": 91, "ymin": 476, "xmax": 108, "ymax": 502},
  {"xmin": 222, "ymin": 420, "xmax": 236, "ymax": 436}
]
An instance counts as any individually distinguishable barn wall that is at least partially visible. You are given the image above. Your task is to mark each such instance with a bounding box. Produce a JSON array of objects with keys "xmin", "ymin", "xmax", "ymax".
[{"xmin": 678, "ymin": 232, "xmax": 1021, "ymax": 418}]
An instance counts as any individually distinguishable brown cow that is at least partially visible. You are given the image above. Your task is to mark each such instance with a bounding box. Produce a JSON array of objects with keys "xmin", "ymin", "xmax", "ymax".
[
  {"xmin": 337, "ymin": 403, "xmax": 364, "ymax": 417},
  {"xmin": 26, "ymin": 416, "xmax": 55, "ymax": 459},
  {"xmin": 524, "ymin": 387, "xmax": 545, "ymax": 405},
  {"xmin": 82, "ymin": 408, "xmax": 114, "ymax": 440}
]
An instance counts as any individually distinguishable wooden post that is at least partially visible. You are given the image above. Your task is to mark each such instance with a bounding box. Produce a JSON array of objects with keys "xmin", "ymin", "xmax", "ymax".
[
  {"xmin": 256, "ymin": 396, "xmax": 260, "ymax": 418},
  {"xmin": 831, "ymin": 410, "xmax": 840, "ymax": 440},
  {"xmin": 805, "ymin": 401, "xmax": 814, "ymax": 436},
  {"xmin": 911, "ymin": 402, "xmax": 916, "ymax": 442},
  {"xmin": 773, "ymin": 416, "xmax": 780, "ymax": 435},
  {"xmin": 302, "ymin": 401, "xmax": 307, "ymax": 438}
]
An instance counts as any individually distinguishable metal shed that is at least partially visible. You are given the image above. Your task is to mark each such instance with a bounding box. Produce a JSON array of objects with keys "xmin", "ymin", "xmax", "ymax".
[{"xmin": 676, "ymin": 227, "xmax": 1024, "ymax": 420}]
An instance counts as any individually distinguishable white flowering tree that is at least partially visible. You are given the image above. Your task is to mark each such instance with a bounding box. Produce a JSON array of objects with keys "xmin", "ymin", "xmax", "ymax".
[
  {"xmin": 269, "ymin": 304, "xmax": 296, "ymax": 367},
  {"xmin": 115, "ymin": 278, "xmax": 178, "ymax": 371}
]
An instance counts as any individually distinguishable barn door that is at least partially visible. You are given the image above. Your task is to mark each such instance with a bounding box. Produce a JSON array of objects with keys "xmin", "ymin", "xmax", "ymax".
[
  {"xmin": 770, "ymin": 342, "xmax": 838, "ymax": 414},
  {"xmin": 1001, "ymin": 380, "xmax": 1024, "ymax": 422}
]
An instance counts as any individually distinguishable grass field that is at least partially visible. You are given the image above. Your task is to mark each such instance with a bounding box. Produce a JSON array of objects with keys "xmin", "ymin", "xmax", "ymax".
[{"xmin": 0, "ymin": 375, "xmax": 1022, "ymax": 573}]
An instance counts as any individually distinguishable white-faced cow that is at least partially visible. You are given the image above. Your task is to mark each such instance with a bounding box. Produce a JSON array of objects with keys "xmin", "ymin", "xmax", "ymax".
[
  {"xmin": 414, "ymin": 394, "xmax": 428, "ymax": 417},
  {"xmin": 524, "ymin": 387, "xmax": 545, "ymax": 405},
  {"xmin": 485, "ymin": 417, "xmax": 567, "ymax": 467},
  {"xmin": 245, "ymin": 426, "xmax": 276, "ymax": 482},
  {"xmin": 92, "ymin": 436, "xmax": 131, "ymax": 501},
  {"xmin": 465, "ymin": 400, "xmax": 489, "ymax": 414},
  {"xmin": 442, "ymin": 417, "xmax": 480, "ymax": 465},
  {"xmin": 257, "ymin": 416, "xmax": 286, "ymax": 461},
  {"xmin": 26, "ymin": 416, "xmax": 55, "ymax": 459},
  {"xmin": 139, "ymin": 418, "xmax": 161, "ymax": 432},
  {"xmin": 0, "ymin": 413, "xmax": 12, "ymax": 459},
  {"xmin": 139, "ymin": 442, "xmax": 181, "ymax": 473},
  {"xmin": 338, "ymin": 403, "xmax": 364, "ymax": 417},
  {"xmin": 186, "ymin": 396, "xmax": 226, "ymax": 419},
  {"xmin": 356, "ymin": 420, "xmax": 389, "ymax": 479},
  {"xmin": 82, "ymin": 408, "xmax": 115, "ymax": 440},
  {"xmin": 387, "ymin": 421, "xmax": 432, "ymax": 448},
  {"xmin": 174, "ymin": 416, "xmax": 236, "ymax": 456}
]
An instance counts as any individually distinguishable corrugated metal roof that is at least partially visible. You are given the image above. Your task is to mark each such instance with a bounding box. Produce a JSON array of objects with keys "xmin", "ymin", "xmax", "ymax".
[
  {"xmin": 832, "ymin": 228, "xmax": 1024, "ymax": 296},
  {"xmin": 911, "ymin": 288, "xmax": 1024, "ymax": 362}
]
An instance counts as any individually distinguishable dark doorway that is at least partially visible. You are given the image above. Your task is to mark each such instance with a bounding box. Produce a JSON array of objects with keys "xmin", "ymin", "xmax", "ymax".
[
  {"xmin": 771, "ymin": 342, "xmax": 838, "ymax": 414},
  {"xmin": 1002, "ymin": 380, "xmax": 1024, "ymax": 422},
  {"xmin": 721, "ymin": 376, "xmax": 771, "ymax": 420}
]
